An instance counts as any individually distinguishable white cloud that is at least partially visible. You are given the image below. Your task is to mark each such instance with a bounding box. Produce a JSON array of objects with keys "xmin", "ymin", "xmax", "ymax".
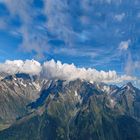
[
  {"xmin": 41, "ymin": 59, "xmax": 136, "ymax": 83},
  {"xmin": 0, "ymin": 60, "xmax": 42, "ymax": 75},
  {"xmin": 119, "ymin": 40, "xmax": 131, "ymax": 51},
  {"xmin": 0, "ymin": 59, "xmax": 136, "ymax": 83}
]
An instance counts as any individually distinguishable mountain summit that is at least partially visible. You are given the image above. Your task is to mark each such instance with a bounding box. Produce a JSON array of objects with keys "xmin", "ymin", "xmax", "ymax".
[{"xmin": 0, "ymin": 73, "xmax": 140, "ymax": 140}]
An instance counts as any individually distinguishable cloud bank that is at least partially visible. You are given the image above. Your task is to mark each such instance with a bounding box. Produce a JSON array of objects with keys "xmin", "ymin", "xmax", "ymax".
[
  {"xmin": 0, "ymin": 59, "xmax": 136, "ymax": 83},
  {"xmin": 0, "ymin": 60, "xmax": 42, "ymax": 75}
]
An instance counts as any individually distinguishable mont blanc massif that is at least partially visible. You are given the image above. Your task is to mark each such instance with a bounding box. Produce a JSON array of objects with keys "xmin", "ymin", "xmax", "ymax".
[{"xmin": 0, "ymin": 60, "xmax": 139, "ymax": 140}]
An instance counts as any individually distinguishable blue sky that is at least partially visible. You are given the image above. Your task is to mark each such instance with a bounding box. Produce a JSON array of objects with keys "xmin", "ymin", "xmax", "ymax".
[{"xmin": 0, "ymin": 0, "xmax": 140, "ymax": 80}]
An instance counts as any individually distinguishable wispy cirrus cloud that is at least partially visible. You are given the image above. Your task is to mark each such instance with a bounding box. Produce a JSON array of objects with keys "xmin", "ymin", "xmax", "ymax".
[
  {"xmin": 118, "ymin": 40, "xmax": 131, "ymax": 51},
  {"xmin": 114, "ymin": 13, "xmax": 125, "ymax": 22},
  {"xmin": 118, "ymin": 39, "xmax": 140, "ymax": 77},
  {"xmin": 0, "ymin": 0, "xmax": 49, "ymax": 58},
  {"xmin": 53, "ymin": 47, "xmax": 99, "ymax": 58}
]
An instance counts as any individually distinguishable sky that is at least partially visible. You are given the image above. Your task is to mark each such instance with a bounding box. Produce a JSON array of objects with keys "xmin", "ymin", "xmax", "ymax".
[{"xmin": 0, "ymin": 0, "xmax": 140, "ymax": 85}]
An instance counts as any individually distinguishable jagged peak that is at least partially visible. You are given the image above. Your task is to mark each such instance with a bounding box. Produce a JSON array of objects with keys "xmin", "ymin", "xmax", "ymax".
[
  {"xmin": 122, "ymin": 82, "xmax": 134, "ymax": 89},
  {"xmin": 2, "ymin": 73, "xmax": 39, "ymax": 82}
]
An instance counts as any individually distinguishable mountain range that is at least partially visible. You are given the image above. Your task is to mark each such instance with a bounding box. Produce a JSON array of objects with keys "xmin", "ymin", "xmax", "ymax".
[{"xmin": 0, "ymin": 73, "xmax": 140, "ymax": 140}]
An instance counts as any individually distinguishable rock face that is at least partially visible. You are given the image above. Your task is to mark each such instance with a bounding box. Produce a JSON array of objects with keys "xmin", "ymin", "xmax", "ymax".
[
  {"xmin": 0, "ymin": 73, "xmax": 42, "ymax": 129},
  {"xmin": 0, "ymin": 74, "xmax": 140, "ymax": 140}
]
